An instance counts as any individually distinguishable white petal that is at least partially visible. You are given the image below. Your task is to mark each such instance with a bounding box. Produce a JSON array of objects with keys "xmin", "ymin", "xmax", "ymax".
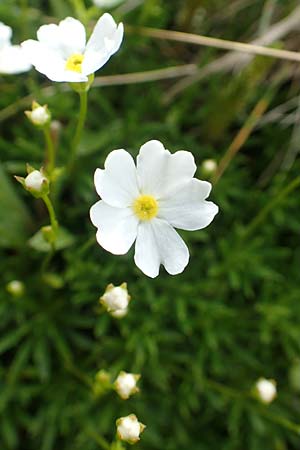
[
  {"xmin": 94, "ymin": 150, "xmax": 139, "ymax": 208},
  {"xmin": 134, "ymin": 219, "xmax": 189, "ymax": 277},
  {"xmin": 0, "ymin": 23, "xmax": 12, "ymax": 47},
  {"xmin": 90, "ymin": 201, "xmax": 138, "ymax": 255},
  {"xmin": 21, "ymin": 40, "xmax": 87, "ymax": 82},
  {"xmin": 83, "ymin": 14, "xmax": 123, "ymax": 74},
  {"xmin": 158, "ymin": 179, "xmax": 219, "ymax": 231},
  {"xmin": 37, "ymin": 18, "xmax": 86, "ymax": 58},
  {"xmin": 0, "ymin": 45, "xmax": 31, "ymax": 74},
  {"xmin": 136, "ymin": 140, "xmax": 196, "ymax": 197}
]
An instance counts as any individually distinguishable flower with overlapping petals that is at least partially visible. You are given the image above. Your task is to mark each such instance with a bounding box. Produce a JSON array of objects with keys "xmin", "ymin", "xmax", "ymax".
[
  {"xmin": 90, "ymin": 140, "xmax": 219, "ymax": 278},
  {"xmin": 0, "ymin": 22, "xmax": 31, "ymax": 74},
  {"xmin": 21, "ymin": 14, "xmax": 123, "ymax": 82}
]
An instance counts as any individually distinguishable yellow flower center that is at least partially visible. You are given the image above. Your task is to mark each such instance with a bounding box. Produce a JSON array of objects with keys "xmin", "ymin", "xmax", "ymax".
[
  {"xmin": 133, "ymin": 195, "xmax": 158, "ymax": 221},
  {"xmin": 65, "ymin": 53, "xmax": 84, "ymax": 73}
]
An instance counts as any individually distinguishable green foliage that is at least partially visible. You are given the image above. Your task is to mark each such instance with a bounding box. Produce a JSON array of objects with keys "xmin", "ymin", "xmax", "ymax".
[{"xmin": 1, "ymin": 1, "xmax": 300, "ymax": 450}]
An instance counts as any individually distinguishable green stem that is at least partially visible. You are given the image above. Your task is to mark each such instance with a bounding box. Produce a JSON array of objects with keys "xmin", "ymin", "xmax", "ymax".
[
  {"xmin": 43, "ymin": 195, "xmax": 59, "ymax": 233},
  {"xmin": 85, "ymin": 428, "xmax": 110, "ymax": 450},
  {"xmin": 242, "ymin": 175, "xmax": 300, "ymax": 239},
  {"xmin": 43, "ymin": 126, "xmax": 56, "ymax": 176},
  {"xmin": 68, "ymin": 90, "xmax": 88, "ymax": 173}
]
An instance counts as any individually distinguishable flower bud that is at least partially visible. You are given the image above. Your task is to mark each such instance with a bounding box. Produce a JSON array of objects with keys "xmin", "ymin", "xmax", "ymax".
[
  {"xmin": 93, "ymin": 370, "xmax": 112, "ymax": 396},
  {"xmin": 255, "ymin": 378, "xmax": 277, "ymax": 404},
  {"xmin": 110, "ymin": 308, "xmax": 128, "ymax": 319},
  {"xmin": 116, "ymin": 414, "xmax": 145, "ymax": 444},
  {"xmin": 6, "ymin": 280, "xmax": 25, "ymax": 297},
  {"xmin": 100, "ymin": 282, "xmax": 130, "ymax": 313},
  {"xmin": 115, "ymin": 371, "xmax": 140, "ymax": 400},
  {"xmin": 24, "ymin": 169, "xmax": 49, "ymax": 198},
  {"xmin": 201, "ymin": 159, "xmax": 217, "ymax": 175},
  {"xmin": 93, "ymin": 0, "xmax": 125, "ymax": 7},
  {"xmin": 25, "ymin": 101, "xmax": 51, "ymax": 127}
]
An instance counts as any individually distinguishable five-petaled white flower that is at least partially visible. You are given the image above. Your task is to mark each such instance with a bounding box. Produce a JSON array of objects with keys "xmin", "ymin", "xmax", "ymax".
[
  {"xmin": 90, "ymin": 140, "xmax": 219, "ymax": 278},
  {"xmin": 21, "ymin": 13, "xmax": 123, "ymax": 82},
  {"xmin": 0, "ymin": 22, "xmax": 31, "ymax": 74}
]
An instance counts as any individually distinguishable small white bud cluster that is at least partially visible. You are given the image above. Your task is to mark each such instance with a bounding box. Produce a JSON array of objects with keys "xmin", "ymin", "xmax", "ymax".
[
  {"xmin": 255, "ymin": 378, "xmax": 277, "ymax": 404},
  {"xmin": 115, "ymin": 371, "xmax": 140, "ymax": 400},
  {"xmin": 116, "ymin": 414, "xmax": 145, "ymax": 444},
  {"xmin": 25, "ymin": 101, "xmax": 51, "ymax": 127},
  {"xmin": 100, "ymin": 282, "xmax": 130, "ymax": 318}
]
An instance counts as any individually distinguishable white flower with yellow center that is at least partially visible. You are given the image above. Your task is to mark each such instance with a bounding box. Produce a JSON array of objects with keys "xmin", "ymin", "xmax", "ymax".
[
  {"xmin": 90, "ymin": 140, "xmax": 219, "ymax": 278},
  {"xmin": 21, "ymin": 14, "xmax": 123, "ymax": 82},
  {"xmin": 0, "ymin": 22, "xmax": 31, "ymax": 74}
]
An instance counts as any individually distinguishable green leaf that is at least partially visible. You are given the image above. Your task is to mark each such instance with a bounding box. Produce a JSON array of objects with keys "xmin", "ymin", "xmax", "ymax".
[
  {"xmin": 0, "ymin": 163, "xmax": 32, "ymax": 248},
  {"xmin": 28, "ymin": 226, "xmax": 75, "ymax": 252}
]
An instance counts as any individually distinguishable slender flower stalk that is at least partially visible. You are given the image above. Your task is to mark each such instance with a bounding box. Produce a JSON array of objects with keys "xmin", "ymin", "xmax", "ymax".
[
  {"xmin": 68, "ymin": 89, "xmax": 88, "ymax": 172},
  {"xmin": 43, "ymin": 126, "xmax": 56, "ymax": 176},
  {"xmin": 42, "ymin": 194, "xmax": 59, "ymax": 235}
]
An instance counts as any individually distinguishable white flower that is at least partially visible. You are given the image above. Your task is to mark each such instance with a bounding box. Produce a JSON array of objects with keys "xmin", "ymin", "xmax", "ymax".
[
  {"xmin": 90, "ymin": 140, "xmax": 219, "ymax": 278},
  {"xmin": 255, "ymin": 378, "xmax": 277, "ymax": 404},
  {"xmin": 25, "ymin": 101, "xmax": 51, "ymax": 126},
  {"xmin": 93, "ymin": 0, "xmax": 125, "ymax": 8},
  {"xmin": 0, "ymin": 22, "xmax": 31, "ymax": 74},
  {"xmin": 116, "ymin": 414, "xmax": 145, "ymax": 444},
  {"xmin": 100, "ymin": 282, "xmax": 130, "ymax": 312},
  {"xmin": 21, "ymin": 14, "xmax": 123, "ymax": 82},
  {"xmin": 115, "ymin": 371, "xmax": 140, "ymax": 399}
]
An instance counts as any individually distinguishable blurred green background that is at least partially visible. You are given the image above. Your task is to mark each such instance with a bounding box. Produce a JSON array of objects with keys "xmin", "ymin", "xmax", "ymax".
[{"xmin": 1, "ymin": 0, "xmax": 300, "ymax": 449}]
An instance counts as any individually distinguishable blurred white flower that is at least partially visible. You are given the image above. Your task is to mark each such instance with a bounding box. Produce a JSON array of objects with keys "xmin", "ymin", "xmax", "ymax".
[
  {"xmin": 115, "ymin": 371, "xmax": 140, "ymax": 399},
  {"xmin": 0, "ymin": 22, "xmax": 31, "ymax": 74},
  {"xmin": 255, "ymin": 378, "xmax": 277, "ymax": 404},
  {"xmin": 116, "ymin": 414, "xmax": 145, "ymax": 444},
  {"xmin": 93, "ymin": 0, "xmax": 125, "ymax": 8},
  {"xmin": 25, "ymin": 101, "xmax": 51, "ymax": 126},
  {"xmin": 100, "ymin": 282, "xmax": 130, "ymax": 312},
  {"xmin": 21, "ymin": 14, "xmax": 123, "ymax": 82},
  {"xmin": 90, "ymin": 140, "xmax": 219, "ymax": 278}
]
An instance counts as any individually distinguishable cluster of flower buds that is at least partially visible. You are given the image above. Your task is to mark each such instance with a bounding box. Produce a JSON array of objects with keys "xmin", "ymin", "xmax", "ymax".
[
  {"xmin": 100, "ymin": 282, "xmax": 131, "ymax": 318},
  {"xmin": 255, "ymin": 378, "xmax": 277, "ymax": 404}
]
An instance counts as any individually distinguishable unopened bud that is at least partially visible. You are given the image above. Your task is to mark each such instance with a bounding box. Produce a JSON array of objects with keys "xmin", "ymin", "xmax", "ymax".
[
  {"xmin": 16, "ymin": 166, "xmax": 49, "ymax": 198},
  {"xmin": 115, "ymin": 371, "xmax": 140, "ymax": 400},
  {"xmin": 255, "ymin": 378, "xmax": 277, "ymax": 404},
  {"xmin": 93, "ymin": 370, "xmax": 111, "ymax": 396},
  {"xmin": 111, "ymin": 308, "xmax": 128, "ymax": 319},
  {"xmin": 25, "ymin": 101, "xmax": 51, "ymax": 127},
  {"xmin": 201, "ymin": 159, "xmax": 217, "ymax": 175},
  {"xmin": 6, "ymin": 280, "xmax": 25, "ymax": 297},
  {"xmin": 100, "ymin": 282, "xmax": 130, "ymax": 313},
  {"xmin": 116, "ymin": 414, "xmax": 145, "ymax": 444}
]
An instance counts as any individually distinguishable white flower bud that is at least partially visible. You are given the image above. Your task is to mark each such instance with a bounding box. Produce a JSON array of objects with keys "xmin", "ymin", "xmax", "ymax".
[
  {"xmin": 110, "ymin": 308, "xmax": 128, "ymax": 318},
  {"xmin": 255, "ymin": 378, "xmax": 277, "ymax": 404},
  {"xmin": 116, "ymin": 414, "xmax": 145, "ymax": 444},
  {"xmin": 201, "ymin": 159, "xmax": 217, "ymax": 175},
  {"xmin": 100, "ymin": 282, "xmax": 130, "ymax": 312},
  {"xmin": 25, "ymin": 170, "xmax": 49, "ymax": 196},
  {"xmin": 6, "ymin": 280, "xmax": 25, "ymax": 297},
  {"xmin": 25, "ymin": 101, "xmax": 51, "ymax": 127},
  {"xmin": 115, "ymin": 371, "xmax": 140, "ymax": 400},
  {"xmin": 93, "ymin": 0, "xmax": 125, "ymax": 8}
]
